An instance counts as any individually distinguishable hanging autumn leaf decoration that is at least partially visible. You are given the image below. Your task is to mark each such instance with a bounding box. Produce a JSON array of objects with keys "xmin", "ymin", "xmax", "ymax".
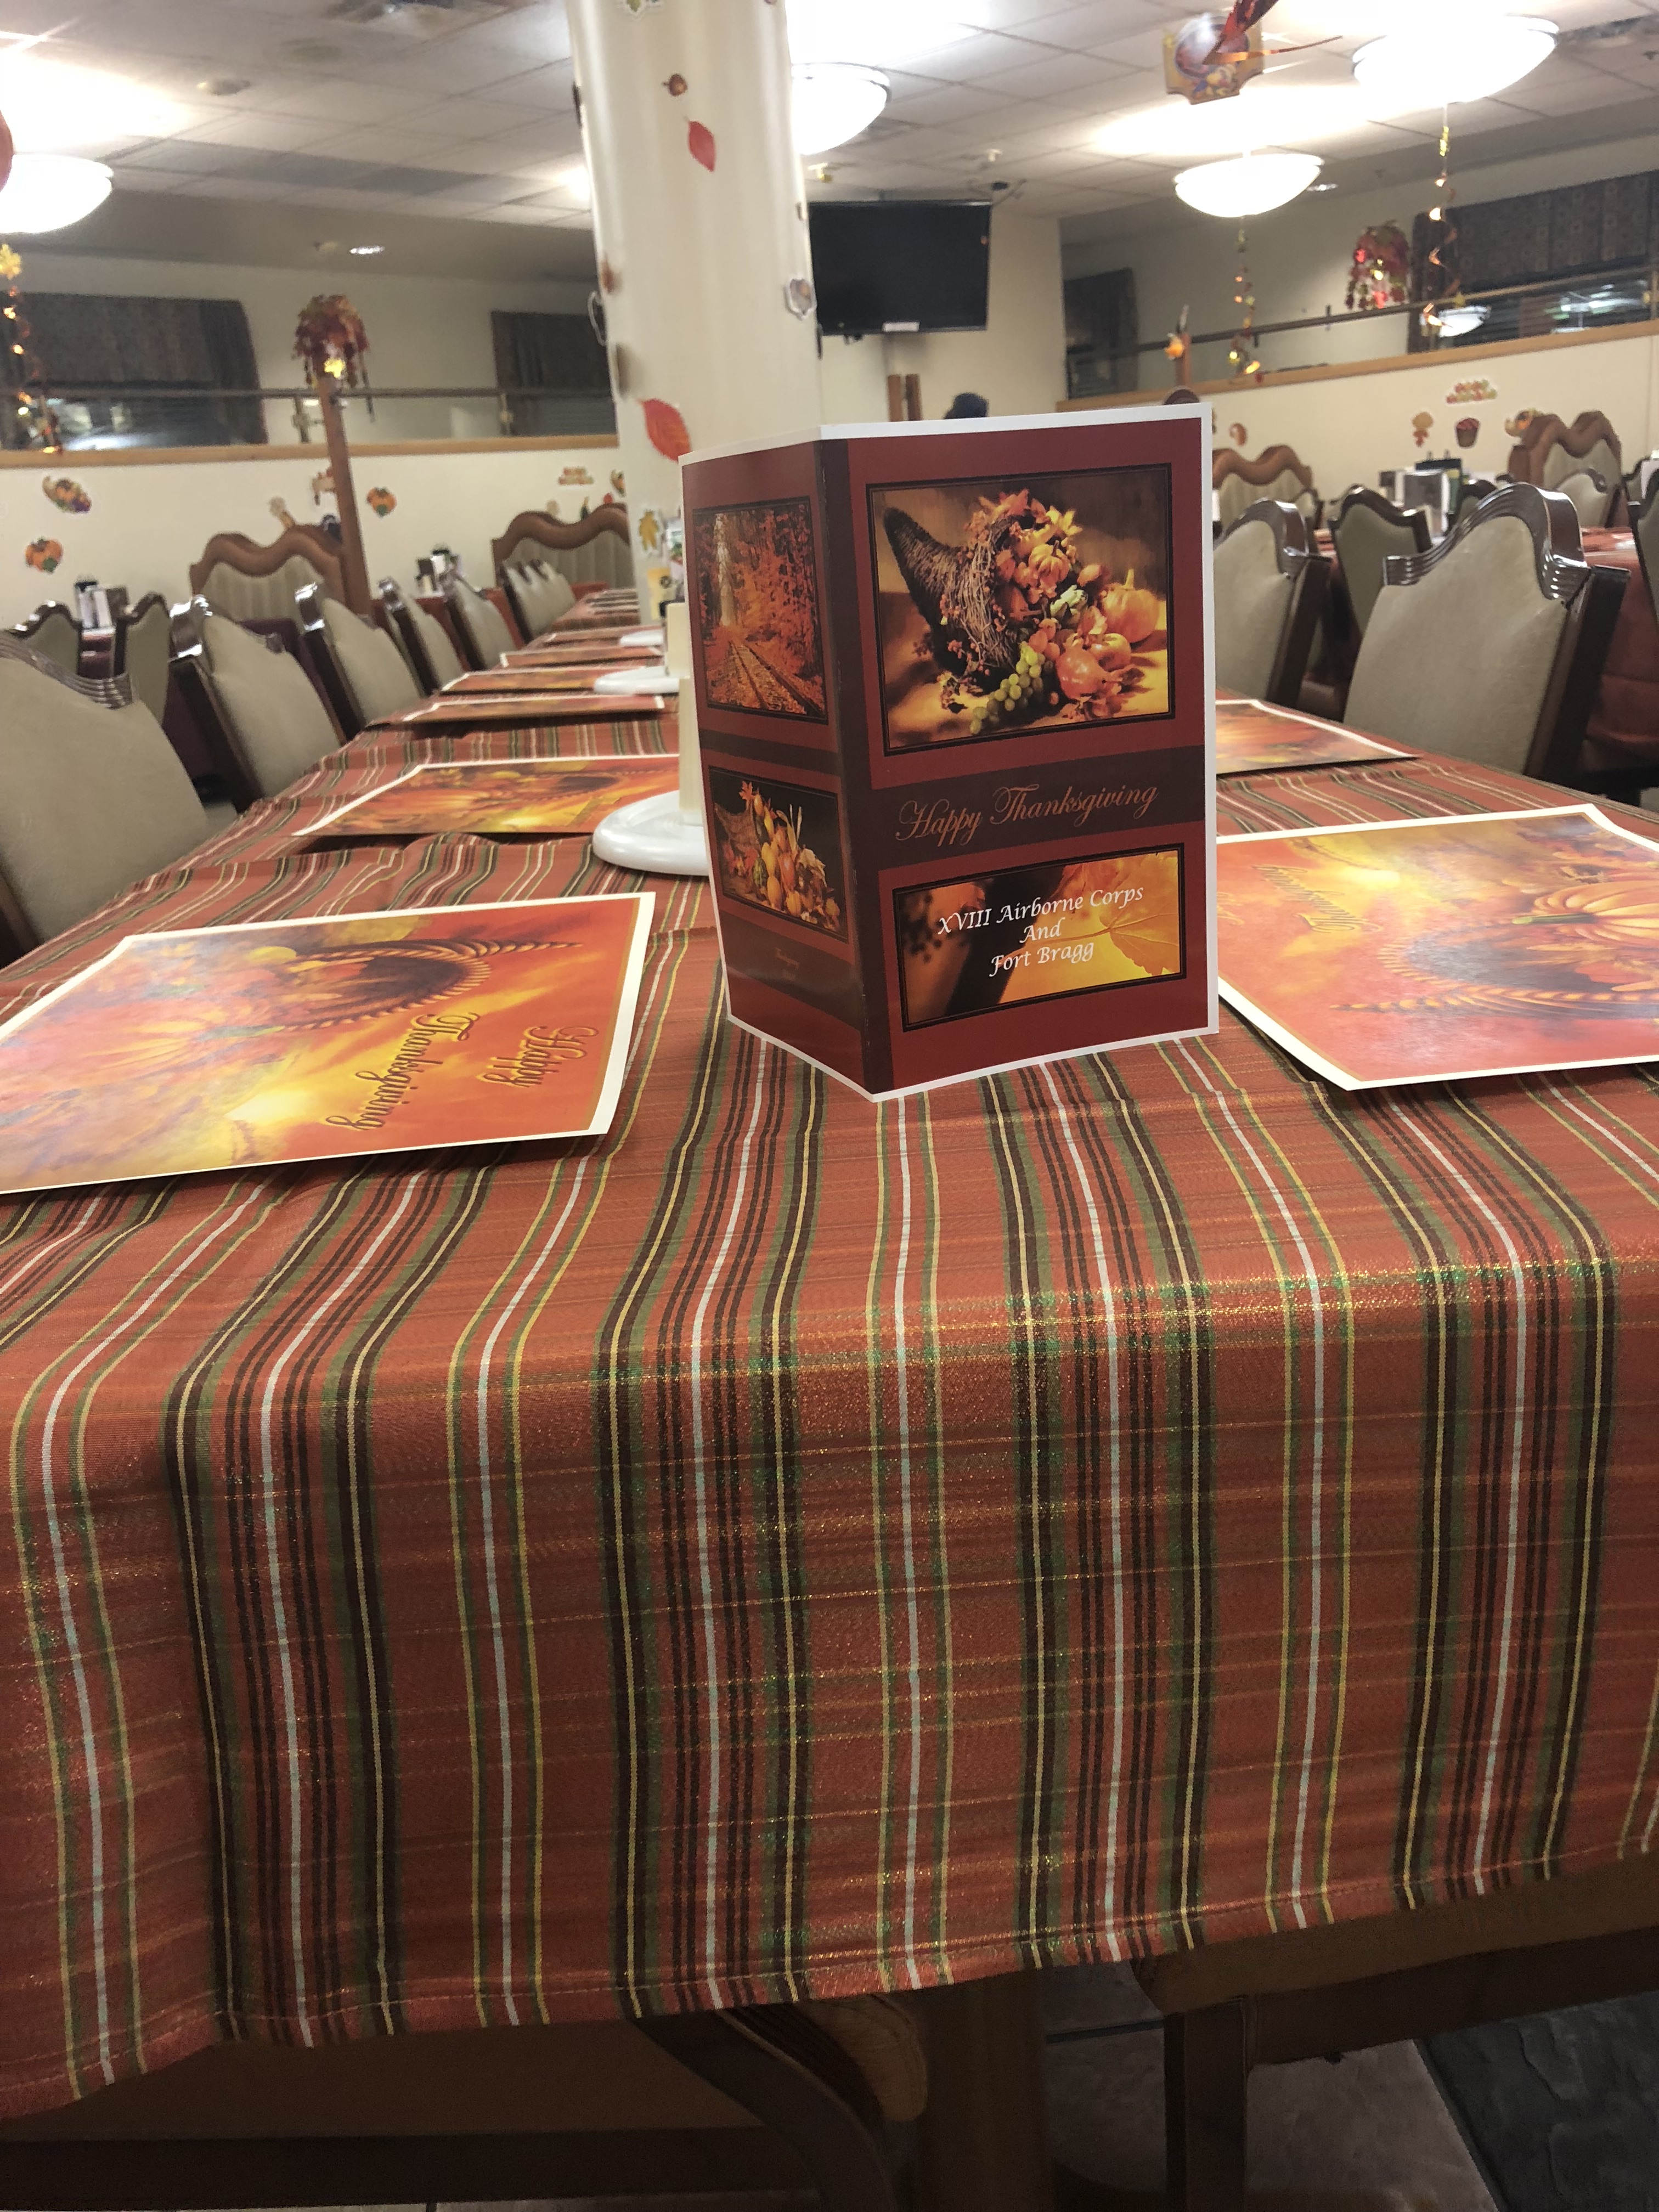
[
  {"xmin": 1345, "ymin": 221, "xmax": 1410, "ymax": 314},
  {"xmin": 294, "ymin": 295, "xmax": 371, "ymax": 388},
  {"xmin": 687, "ymin": 119, "xmax": 715, "ymax": 170},
  {"xmin": 642, "ymin": 397, "xmax": 691, "ymax": 460}
]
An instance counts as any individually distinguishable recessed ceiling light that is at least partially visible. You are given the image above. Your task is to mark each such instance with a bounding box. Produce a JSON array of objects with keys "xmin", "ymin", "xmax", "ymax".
[
  {"xmin": 197, "ymin": 76, "xmax": 251, "ymax": 97},
  {"xmin": 349, "ymin": 243, "xmax": 385, "ymax": 256},
  {"xmin": 1094, "ymin": 80, "xmax": 1378, "ymax": 159}
]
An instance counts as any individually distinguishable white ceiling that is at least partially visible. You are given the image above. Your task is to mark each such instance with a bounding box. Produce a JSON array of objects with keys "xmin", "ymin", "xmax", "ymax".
[{"xmin": 0, "ymin": 0, "xmax": 1656, "ymax": 264}]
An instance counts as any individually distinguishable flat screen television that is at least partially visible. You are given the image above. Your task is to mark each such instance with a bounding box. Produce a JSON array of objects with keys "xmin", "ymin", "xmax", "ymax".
[{"xmin": 809, "ymin": 201, "xmax": 992, "ymax": 337}]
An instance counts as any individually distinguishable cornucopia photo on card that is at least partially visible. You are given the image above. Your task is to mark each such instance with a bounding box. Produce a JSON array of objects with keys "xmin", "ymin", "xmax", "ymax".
[{"xmin": 870, "ymin": 464, "xmax": 1173, "ymax": 752}]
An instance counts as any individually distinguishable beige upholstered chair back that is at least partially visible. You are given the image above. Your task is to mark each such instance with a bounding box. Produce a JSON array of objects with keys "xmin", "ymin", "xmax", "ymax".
[
  {"xmin": 319, "ymin": 597, "xmax": 421, "ymax": 725},
  {"xmin": 1331, "ymin": 493, "xmax": 1431, "ymax": 636},
  {"xmin": 200, "ymin": 552, "xmax": 330, "ymax": 623},
  {"xmin": 1213, "ymin": 509, "xmax": 1296, "ymax": 698},
  {"xmin": 506, "ymin": 561, "xmax": 578, "ymax": 640},
  {"xmin": 0, "ymin": 646, "xmax": 208, "ymax": 947},
  {"xmin": 408, "ymin": 597, "xmax": 465, "ymax": 686},
  {"xmin": 1217, "ymin": 468, "xmax": 1313, "ymax": 531},
  {"xmin": 503, "ymin": 529, "xmax": 630, "ymax": 590},
  {"xmin": 1550, "ymin": 469, "xmax": 1612, "ymax": 531},
  {"xmin": 1345, "ymin": 506, "xmax": 1571, "ymax": 768},
  {"xmin": 115, "ymin": 595, "xmax": 172, "ymax": 724},
  {"xmin": 1543, "ymin": 439, "xmax": 1620, "ymax": 495},
  {"xmin": 198, "ymin": 612, "xmax": 341, "ymax": 795},
  {"xmin": 446, "ymin": 575, "xmax": 516, "ymax": 668},
  {"xmin": 14, "ymin": 602, "xmax": 80, "ymax": 676}
]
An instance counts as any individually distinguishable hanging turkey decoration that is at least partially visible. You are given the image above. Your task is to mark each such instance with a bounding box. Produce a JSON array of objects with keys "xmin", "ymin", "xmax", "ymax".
[{"xmin": 294, "ymin": 295, "xmax": 370, "ymax": 388}]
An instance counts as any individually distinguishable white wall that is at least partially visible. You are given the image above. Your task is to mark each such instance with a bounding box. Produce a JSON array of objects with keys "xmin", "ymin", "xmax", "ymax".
[
  {"xmin": 15, "ymin": 252, "xmax": 596, "ymax": 442},
  {"xmin": 1184, "ymin": 325, "xmax": 1659, "ymax": 504},
  {"xmin": 818, "ymin": 211, "xmax": 1066, "ymax": 424},
  {"xmin": 1066, "ymin": 127, "xmax": 1659, "ymax": 391},
  {"xmin": 0, "ymin": 438, "xmax": 620, "ymax": 627}
]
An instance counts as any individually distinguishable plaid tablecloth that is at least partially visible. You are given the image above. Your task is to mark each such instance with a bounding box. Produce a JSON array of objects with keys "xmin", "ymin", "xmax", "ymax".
[{"xmin": 4, "ymin": 715, "xmax": 1659, "ymax": 2118}]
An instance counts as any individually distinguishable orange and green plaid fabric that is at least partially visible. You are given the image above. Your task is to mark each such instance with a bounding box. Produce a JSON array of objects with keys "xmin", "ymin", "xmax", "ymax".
[{"xmin": 3, "ymin": 718, "xmax": 1658, "ymax": 2117}]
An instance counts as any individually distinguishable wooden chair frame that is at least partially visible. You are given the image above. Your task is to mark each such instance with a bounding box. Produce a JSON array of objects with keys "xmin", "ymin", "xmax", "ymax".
[
  {"xmin": 1215, "ymin": 498, "xmax": 1330, "ymax": 709},
  {"xmin": 1505, "ymin": 408, "xmax": 1622, "ymax": 490},
  {"xmin": 188, "ymin": 527, "xmax": 348, "ymax": 608},
  {"xmin": 0, "ymin": 2006, "xmax": 901, "ymax": 2212},
  {"xmin": 0, "ymin": 633, "xmax": 135, "ymax": 963},
  {"xmin": 170, "ymin": 600, "xmax": 342, "ymax": 815},
  {"xmin": 1377, "ymin": 481, "xmax": 1627, "ymax": 788},
  {"xmin": 489, "ymin": 504, "xmax": 629, "ymax": 585},
  {"xmin": 499, "ymin": 559, "xmax": 544, "ymax": 645},
  {"xmin": 378, "ymin": 578, "xmax": 450, "ymax": 694},
  {"xmin": 1211, "ymin": 444, "xmax": 1318, "ymax": 526},
  {"xmin": 11, "ymin": 600, "xmax": 82, "ymax": 670}
]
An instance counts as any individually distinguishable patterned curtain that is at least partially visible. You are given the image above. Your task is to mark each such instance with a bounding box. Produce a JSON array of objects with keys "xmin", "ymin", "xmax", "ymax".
[{"xmin": 22, "ymin": 294, "xmax": 265, "ymax": 445}]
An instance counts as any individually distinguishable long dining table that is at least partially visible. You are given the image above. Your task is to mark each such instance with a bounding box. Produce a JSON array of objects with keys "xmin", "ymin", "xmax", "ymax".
[{"xmin": 3, "ymin": 699, "xmax": 1659, "ymax": 2125}]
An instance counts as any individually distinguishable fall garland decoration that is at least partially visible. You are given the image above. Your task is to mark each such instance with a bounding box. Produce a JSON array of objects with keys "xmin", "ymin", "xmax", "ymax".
[
  {"xmin": 1345, "ymin": 219, "xmax": 1410, "ymax": 313},
  {"xmin": 1419, "ymin": 114, "xmax": 1466, "ymax": 338},
  {"xmin": 1, "ymin": 244, "xmax": 61, "ymax": 453},
  {"xmin": 294, "ymin": 294, "xmax": 371, "ymax": 389},
  {"xmin": 1227, "ymin": 228, "xmax": 1262, "ymax": 381}
]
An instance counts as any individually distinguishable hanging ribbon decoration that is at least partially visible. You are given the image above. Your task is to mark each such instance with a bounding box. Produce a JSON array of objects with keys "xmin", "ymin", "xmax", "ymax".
[
  {"xmin": 0, "ymin": 106, "xmax": 63, "ymax": 456},
  {"xmin": 1420, "ymin": 110, "xmax": 1465, "ymax": 338},
  {"xmin": 1227, "ymin": 227, "xmax": 1262, "ymax": 380}
]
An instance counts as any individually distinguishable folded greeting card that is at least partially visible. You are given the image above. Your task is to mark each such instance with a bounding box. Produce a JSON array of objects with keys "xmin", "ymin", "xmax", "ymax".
[
  {"xmin": 1218, "ymin": 805, "xmax": 1659, "ymax": 1087},
  {"xmin": 682, "ymin": 408, "xmax": 1216, "ymax": 1098},
  {"xmin": 0, "ymin": 895, "xmax": 653, "ymax": 1193}
]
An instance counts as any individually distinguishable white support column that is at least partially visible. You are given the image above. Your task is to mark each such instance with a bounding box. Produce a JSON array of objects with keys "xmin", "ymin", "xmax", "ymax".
[{"xmin": 567, "ymin": 0, "xmax": 823, "ymax": 607}]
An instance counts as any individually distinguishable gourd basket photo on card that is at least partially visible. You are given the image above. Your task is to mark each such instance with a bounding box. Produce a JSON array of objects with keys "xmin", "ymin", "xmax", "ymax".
[{"xmin": 682, "ymin": 408, "xmax": 1216, "ymax": 1100}]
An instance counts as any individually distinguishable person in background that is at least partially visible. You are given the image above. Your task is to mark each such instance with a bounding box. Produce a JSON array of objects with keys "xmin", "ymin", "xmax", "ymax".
[{"xmin": 944, "ymin": 391, "xmax": 989, "ymax": 419}]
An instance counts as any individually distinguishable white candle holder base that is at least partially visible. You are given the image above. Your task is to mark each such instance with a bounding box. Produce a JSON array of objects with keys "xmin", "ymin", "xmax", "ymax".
[{"xmin": 591, "ymin": 789, "xmax": 710, "ymax": 878}]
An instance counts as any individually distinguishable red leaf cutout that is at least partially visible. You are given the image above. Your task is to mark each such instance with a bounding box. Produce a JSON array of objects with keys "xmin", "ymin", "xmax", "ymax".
[
  {"xmin": 687, "ymin": 119, "xmax": 715, "ymax": 171},
  {"xmin": 642, "ymin": 397, "xmax": 691, "ymax": 461}
]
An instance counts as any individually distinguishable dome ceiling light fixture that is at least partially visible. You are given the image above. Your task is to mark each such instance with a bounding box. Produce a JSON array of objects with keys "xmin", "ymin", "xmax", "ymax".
[
  {"xmin": 792, "ymin": 61, "xmax": 890, "ymax": 155},
  {"xmin": 1433, "ymin": 301, "xmax": 1489, "ymax": 334},
  {"xmin": 0, "ymin": 57, "xmax": 182, "ymax": 148},
  {"xmin": 1351, "ymin": 16, "xmax": 1558, "ymax": 109},
  {"xmin": 0, "ymin": 153, "xmax": 112, "ymax": 233},
  {"xmin": 1174, "ymin": 149, "xmax": 1324, "ymax": 216}
]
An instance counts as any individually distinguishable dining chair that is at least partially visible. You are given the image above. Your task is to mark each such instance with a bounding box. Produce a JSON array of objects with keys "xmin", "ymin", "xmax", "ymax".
[
  {"xmin": 296, "ymin": 582, "xmax": 422, "ymax": 738},
  {"xmin": 1211, "ymin": 499, "xmax": 1330, "ymax": 706},
  {"xmin": 111, "ymin": 592, "xmax": 173, "ymax": 724},
  {"xmin": 1635, "ymin": 466, "xmax": 1659, "ymax": 635},
  {"xmin": 1330, "ymin": 485, "xmax": 1432, "ymax": 640},
  {"xmin": 0, "ymin": 1985, "xmax": 1005, "ymax": 2212},
  {"xmin": 0, "ymin": 634, "xmax": 210, "ymax": 959},
  {"xmin": 171, "ymin": 599, "xmax": 343, "ymax": 811},
  {"xmin": 379, "ymin": 578, "xmax": 465, "ymax": 692},
  {"xmin": 12, "ymin": 599, "xmax": 81, "ymax": 676},
  {"xmin": 502, "ymin": 558, "xmax": 576, "ymax": 641},
  {"xmin": 1141, "ymin": 1847, "xmax": 1659, "ymax": 2212},
  {"xmin": 1551, "ymin": 466, "xmax": 1613, "ymax": 531},
  {"xmin": 1506, "ymin": 408, "xmax": 1622, "ymax": 498},
  {"xmin": 444, "ymin": 571, "xmax": 518, "ymax": 668},
  {"xmin": 1212, "ymin": 445, "xmax": 1319, "ymax": 531},
  {"xmin": 1342, "ymin": 482, "xmax": 1626, "ymax": 781},
  {"xmin": 492, "ymin": 503, "xmax": 633, "ymax": 591},
  {"xmin": 189, "ymin": 525, "xmax": 348, "ymax": 622}
]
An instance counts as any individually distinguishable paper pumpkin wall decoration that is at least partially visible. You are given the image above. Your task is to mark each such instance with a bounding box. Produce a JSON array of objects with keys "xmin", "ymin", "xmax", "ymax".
[
  {"xmin": 560, "ymin": 464, "xmax": 594, "ymax": 485},
  {"xmin": 1412, "ymin": 411, "xmax": 1434, "ymax": 449},
  {"xmin": 366, "ymin": 486, "xmax": 396, "ymax": 517},
  {"xmin": 642, "ymin": 397, "xmax": 691, "ymax": 461},
  {"xmin": 294, "ymin": 294, "xmax": 370, "ymax": 388},
  {"xmin": 1345, "ymin": 221, "xmax": 1410, "ymax": 313},
  {"xmin": 42, "ymin": 475, "xmax": 89, "ymax": 514},
  {"xmin": 1446, "ymin": 377, "xmax": 1497, "ymax": 405},
  {"xmin": 1454, "ymin": 417, "xmax": 1480, "ymax": 449},
  {"xmin": 687, "ymin": 120, "xmax": 715, "ymax": 171},
  {"xmin": 26, "ymin": 537, "xmax": 62, "ymax": 572}
]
